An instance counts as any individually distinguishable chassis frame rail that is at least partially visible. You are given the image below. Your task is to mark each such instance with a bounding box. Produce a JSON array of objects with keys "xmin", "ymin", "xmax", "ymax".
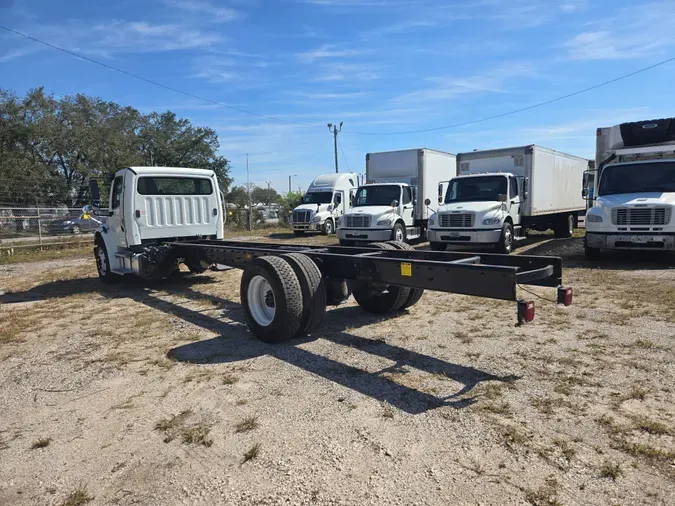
[{"xmin": 169, "ymin": 240, "xmax": 563, "ymax": 302}]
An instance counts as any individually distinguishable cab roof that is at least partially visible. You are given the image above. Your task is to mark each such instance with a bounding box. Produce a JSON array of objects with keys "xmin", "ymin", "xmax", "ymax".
[{"xmin": 123, "ymin": 167, "xmax": 215, "ymax": 177}]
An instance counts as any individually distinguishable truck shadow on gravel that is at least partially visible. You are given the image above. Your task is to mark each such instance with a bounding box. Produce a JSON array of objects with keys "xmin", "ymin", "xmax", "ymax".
[{"xmin": 1, "ymin": 273, "xmax": 519, "ymax": 415}]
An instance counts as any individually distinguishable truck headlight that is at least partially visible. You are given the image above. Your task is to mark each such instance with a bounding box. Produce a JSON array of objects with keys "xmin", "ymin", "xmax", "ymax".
[
  {"xmin": 586, "ymin": 214, "xmax": 603, "ymax": 223},
  {"xmin": 429, "ymin": 216, "xmax": 435, "ymax": 226},
  {"xmin": 312, "ymin": 215, "xmax": 322, "ymax": 223},
  {"xmin": 377, "ymin": 218, "xmax": 393, "ymax": 226},
  {"xmin": 482, "ymin": 216, "xmax": 502, "ymax": 226}
]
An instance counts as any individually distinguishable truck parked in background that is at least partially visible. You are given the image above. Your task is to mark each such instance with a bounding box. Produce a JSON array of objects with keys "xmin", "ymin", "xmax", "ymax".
[
  {"xmin": 292, "ymin": 172, "xmax": 358, "ymax": 236},
  {"xmin": 336, "ymin": 148, "xmax": 454, "ymax": 245},
  {"xmin": 427, "ymin": 145, "xmax": 588, "ymax": 254},
  {"xmin": 584, "ymin": 118, "xmax": 675, "ymax": 259}
]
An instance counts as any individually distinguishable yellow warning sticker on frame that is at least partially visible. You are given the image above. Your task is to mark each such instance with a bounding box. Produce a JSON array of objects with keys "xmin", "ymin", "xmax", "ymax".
[{"xmin": 400, "ymin": 262, "xmax": 412, "ymax": 277}]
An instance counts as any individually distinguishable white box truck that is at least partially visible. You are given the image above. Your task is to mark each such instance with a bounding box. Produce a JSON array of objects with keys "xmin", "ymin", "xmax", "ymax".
[
  {"xmin": 427, "ymin": 145, "xmax": 588, "ymax": 253},
  {"xmin": 584, "ymin": 118, "xmax": 675, "ymax": 259},
  {"xmin": 291, "ymin": 172, "xmax": 358, "ymax": 236},
  {"xmin": 336, "ymin": 148, "xmax": 454, "ymax": 245}
]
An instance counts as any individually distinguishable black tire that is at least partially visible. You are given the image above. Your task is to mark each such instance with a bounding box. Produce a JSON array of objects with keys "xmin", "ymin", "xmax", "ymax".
[
  {"xmin": 391, "ymin": 222, "xmax": 406, "ymax": 243},
  {"xmin": 430, "ymin": 242, "xmax": 447, "ymax": 252},
  {"xmin": 584, "ymin": 237, "xmax": 601, "ymax": 261},
  {"xmin": 282, "ymin": 253, "xmax": 327, "ymax": 336},
  {"xmin": 71, "ymin": 225, "xmax": 81, "ymax": 235},
  {"xmin": 385, "ymin": 241, "xmax": 424, "ymax": 309},
  {"xmin": 322, "ymin": 219, "xmax": 334, "ymax": 236},
  {"xmin": 293, "ymin": 230, "xmax": 305, "ymax": 237},
  {"xmin": 352, "ymin": 242, "xmax": 411, "ymax": 314},
  {"xmin": 94, "ymin": 237, "xmax": 121, "ymax": 284},
  {"xmin": 240, "ymin": 256, "xmax": 304, "ymax": 343},
  {"xmin": 554, "ymin": 214, "xmax": 574, "ymax": 239},
  {"xmin": 185, "ymin": 258, "xmax": 210, "ymax": 274},
  {"xmin": 497, "ymin": 222, "xmax": 514, "ymax": 254}
]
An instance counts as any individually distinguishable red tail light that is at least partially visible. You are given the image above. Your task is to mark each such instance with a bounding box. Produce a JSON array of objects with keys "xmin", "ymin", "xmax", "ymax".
[
  {"xmin": 517, "ymin": 299, "xmax": 535, "ymax": 324},
  {"xmin": 557, "ymin": 286, "xmax": 573, "ymax": 306}
]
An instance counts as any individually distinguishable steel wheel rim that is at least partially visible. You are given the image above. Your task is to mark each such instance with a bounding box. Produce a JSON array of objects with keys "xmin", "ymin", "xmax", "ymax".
[
  {"xmin": 504, "ymin": 228, "xmax": 513, "ymax": 251},
  {"xmin": 326, "ymin": 221, "xmax": 333, "ymax": 234},
  {"xmin": 395, "ymin": 227, "xmax": 404, "ymax": 242},
  {"xmin": 248, "ymin": 275, "xmax": 276, "ymax": 326}
]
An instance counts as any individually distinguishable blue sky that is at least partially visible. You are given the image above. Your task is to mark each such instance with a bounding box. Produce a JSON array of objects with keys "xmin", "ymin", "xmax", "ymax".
[{"xmin": 2, "ymin": 0, "xmax": 675, "ymax": 193}]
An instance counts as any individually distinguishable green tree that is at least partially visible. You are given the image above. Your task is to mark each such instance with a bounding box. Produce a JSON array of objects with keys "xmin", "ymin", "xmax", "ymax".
[
  {"xmin": 279, "ymin": 191, "xmax": 303, "ymax": 225},
  {"xmin": 250, "ymin": 186, "xmax": 281, "ymax": 206}
]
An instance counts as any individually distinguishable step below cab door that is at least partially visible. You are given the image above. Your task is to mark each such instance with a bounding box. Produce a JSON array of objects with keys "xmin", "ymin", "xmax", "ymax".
[{"xmin": 401, "ymin": 186, "xmax": 415, "ymax": 227}]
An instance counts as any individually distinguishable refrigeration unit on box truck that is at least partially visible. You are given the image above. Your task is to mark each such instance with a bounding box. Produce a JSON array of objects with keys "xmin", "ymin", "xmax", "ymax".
[
  {"xmin": 427, "ymin": 145, "xmax": 588, "ymax": 253},
  {"xmin": 337, "ymin": 148, "xmax": 455, "ymax": 245},
  {"xmin": 584, "ymin": 118, "xmax": 675, "ymax": 259}
]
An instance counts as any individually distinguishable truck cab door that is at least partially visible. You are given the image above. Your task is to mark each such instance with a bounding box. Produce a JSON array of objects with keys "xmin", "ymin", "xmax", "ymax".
[
  {"xmin": 509, "ymin": 176, "xmax": 522, "ymax": 226},
  {"xmin": 401, "ymin": 186, "xmax": 415, "ymax": 226},
  {"xmin": 107, "ymin": 173, "xmax": 127, "ymax": 247},
  {"xmin": 333, "ymin": 191, "xmax": 345, "ymax": 218}
]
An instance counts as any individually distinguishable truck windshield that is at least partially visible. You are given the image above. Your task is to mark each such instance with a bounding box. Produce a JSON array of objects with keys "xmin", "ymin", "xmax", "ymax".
[
  {"xmin": 353, "ymin": 185, "xmax": 401, "ymax": 207},
  {"xmin": 598, "ymin": 162, "xmax": 675, "ymax": 196},
  {"xmin": 303, "ymin": 192, "xmax": 332, "ymax": 204},
  {"xmin": 445, "ymin": 176, "xmax": 507, "ymax": 203}
]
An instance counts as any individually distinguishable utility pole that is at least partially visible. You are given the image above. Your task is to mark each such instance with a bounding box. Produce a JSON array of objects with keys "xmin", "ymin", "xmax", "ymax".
[
  {"xmin": 327, "ymin": 122, "xmax": 342, "ymax": 173},
  {"xmin": 288, "ymin": 174, "xmax": 297, "ymax": 194},
  {"xmin": 265, "ymin": 180, "xmax": 272, "ymax": 215},
  {"xmin": 246, "ymin": 153, "xmax": 252, "ymax": 231}
]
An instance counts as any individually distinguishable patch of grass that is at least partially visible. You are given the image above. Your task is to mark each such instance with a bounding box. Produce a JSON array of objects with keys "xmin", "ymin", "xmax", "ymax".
[
  {"xmin": 531, "ymin": 396, "xmax": 567, "ymax": 415},
  {"xmin": 553, "ymin": 439, "xmax": 576, "ymax": 462},
  {"xmin": 60, "ymin": 485, "xmax": 93, "ymax": 506},
  {"xmin": 183, "ymin": 369, "xmax": 217, "ymax": 384},
  {"xmin": 235, "ymin": 399, "xmax": 248, "ymax": 406},
  {"xmin": 599, "ymin": 460, "xmax": 622, "ymax": 480},
  {"xmin": 149, "ymin": 357, "xmax": 176, "ymax": 370},
  {"xmin": 381, "ymin": 402, "xmax": 395, "ymax": 419},
  {"xmin": 626, "ymin": 384, "xmax": 649, "ymax": 401},
  {"xmin": 181, "ymin": 424, "xmax": 213, "ymax": 447},
  {"xmin": 241, "ymin": 442, "xmax": 261, "ymax": 464},
  {"xmin": 633, "ymin": 416, "xmax": 671, "ymax": 436},
  {"xmin": 30, "ymin": 437, "xmax": 52, "ymax": 449},
  {"xmin": 499, "ymin": 424, "xmax": 531, "ymax": 451},
  {"xmin": 633, "ymin": 339, "xmax": 658, "ymax": 349},
  {"xmin": 222, "ymin": 373, "xmax": 239, "ymax": 385},
  {"xmin": 0, "ymin": 244, "xmax": 91, "ymax": 266},
  {"xmin": 234, "ymin": 416, "xmax": 259, "ymax": 434},
  {"xmin": 614, "ymin": 441, "xmax": 675, "ymax": 462},
  {"xmin": 525, "ymin": 485, "xmax": 562, "ymax": 506},
  {"xmin": 481, "ymin": 401, "xmax": 512, "ymax": 416},
  {"xmin": 452, "ymin": 330, "xmax": 473, "ymax": 344}
]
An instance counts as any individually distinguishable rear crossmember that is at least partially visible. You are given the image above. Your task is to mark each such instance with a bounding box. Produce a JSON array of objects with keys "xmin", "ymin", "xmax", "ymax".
[{"xmin": 169, "ymin": 240, "xmax": 573, "ymax": 341}]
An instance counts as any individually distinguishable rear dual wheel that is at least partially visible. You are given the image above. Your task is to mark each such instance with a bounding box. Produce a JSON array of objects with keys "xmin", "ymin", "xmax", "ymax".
[{"xmin": 240, "ymin": 254, "xmax": 326, "ymax": 343}]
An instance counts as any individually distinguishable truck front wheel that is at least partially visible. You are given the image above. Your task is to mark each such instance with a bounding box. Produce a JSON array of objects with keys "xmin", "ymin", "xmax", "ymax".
[
  {"xmin": 391, "ymin": 222, "xmax": 406, "ymax": 243},
  {"xmin": 322, "ymin": 219, "xmax": 334, "ymax": 235},
  {"xmin": 94, "ymin": 238, "xmax": 121, "ymax": 284},
  {"xmin": 554, "ymin": 214, "xmax": 575, "ymax": 238},
  {"xmin": 497, "ymin": 222, "xmax": 514, "ymax": 254}
]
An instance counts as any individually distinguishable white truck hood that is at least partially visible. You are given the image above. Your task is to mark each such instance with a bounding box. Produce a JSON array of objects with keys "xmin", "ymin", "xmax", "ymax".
[
  {"xmin": 438, "ymin": 201, "xmax": 502, "ymax": 213},
  {"xmin": 294, "ymin": 203, "xmax": 331, "ymax": 213},
  {"xmin": 596, "ymin": 192, "xmax": 675, "ymax": 207},
  {"xmin": 347, "ymin": 205, "xmax": 395, "ymax": 217}
]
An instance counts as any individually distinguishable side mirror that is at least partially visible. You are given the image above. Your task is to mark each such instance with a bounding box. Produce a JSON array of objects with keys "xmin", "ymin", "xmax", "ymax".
[
  {"xmin": 327, "ymin": 204, "xmax": 333, "ymax": 212},
  {"xmin": 89, "ymin": 179, "xmax": 101, "ymax": 211},
  {"xmin": 391, "ymin": 200, "xmax": 399, "ymax": 208},
  {"xmin": 498, "ymin": 194, "xmax": 508, "ymax": 203},
  {"xmin": 424, "ymin": 198, "xmax": 431, "ymax": 206},
  {"xmin": 582, "ymin": 188, "xmax": 588, "ymax": 198}
]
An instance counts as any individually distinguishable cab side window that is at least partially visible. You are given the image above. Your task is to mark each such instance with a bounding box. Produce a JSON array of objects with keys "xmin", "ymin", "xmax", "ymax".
[
  {"xmin": 509, "ymin": 177, "xmax": 519, "ymax": 200},
  {"xmin": 402, "ymin": 187, "xmax": 412, "ymax": 205},
  {"xmin": 111, "ymin": 176, "xmax": 124, "ymax": 210}
]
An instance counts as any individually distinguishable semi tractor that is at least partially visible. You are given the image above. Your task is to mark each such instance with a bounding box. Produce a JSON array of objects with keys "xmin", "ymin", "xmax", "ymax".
[
  {"xmin": 337, "ymin": 148, "xmax": 454, "ymax": 245},
  {"xmin": 291, "ymin": 172, "xmax": 358, "ymax": 236},
  {"xmin": 585, "ymin": 118, "xmax": 675, "ymax": 259},
  {"xmin": 427, "ymin": 145, "xmax": 588, "ymax": 254},
  {"xmin": 88, "ymin": 166, "xmax": 573, "ymax": 343}
]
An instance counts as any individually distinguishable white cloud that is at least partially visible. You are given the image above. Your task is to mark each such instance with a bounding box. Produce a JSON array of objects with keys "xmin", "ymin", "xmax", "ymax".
[
  {"xmin": 163, "ymin": 0, "xmax": 241, "ymax": 22},
  {"xmin": 312, "ymin": 62, "xmax": 379, "ymax": 82},
  {"xmin": 562, "ymin": 1, "xmax": 675, "ymax": 60},
  {"xmin": 0, "ymin": 45, "xmax": 41, "ymax": 63},
  {"xmin": 283, "ymin": 91, "xmax": 366, "ymax": 100},
  {"xmin": 297, "ymin": 44, "xmax": 369, "ymax": 63},
  {"xmin": 359, "ymin": 20, "xmax": 438, "ymax": 40}
]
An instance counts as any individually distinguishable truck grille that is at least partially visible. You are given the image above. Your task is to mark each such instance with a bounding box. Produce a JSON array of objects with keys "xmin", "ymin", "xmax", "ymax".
[
  {"xmin": 439, "ymin": 213, "xmax": 475, "ymax": 228},
  {"xmin": 611, "ymin": 207, "xmax": 672, "ymax": 226},
  {"xmin": 345, "ymin": 215, "xmax": 371, "ymax": 228},
  {"xmin": 293, "ymin": 210, "xmax": 311, "ymax": 223}
]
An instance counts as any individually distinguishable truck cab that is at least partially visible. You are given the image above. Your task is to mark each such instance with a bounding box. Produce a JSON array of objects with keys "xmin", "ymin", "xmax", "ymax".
[
  {"xmin": 91, "ymin": 166, "xmax": 224, "ymax": 282},
  {"xmin": 427, "ymin": 173, "xmax": 523, "ymax": 253},
  {"xmin": 585, "ymin": 119, "xmax": 675, "ymax": 259},
  {"xmin": 336, "ymin": 182, "xmax": 417, "ymax": 244},
  {"xmin": 291, "ymin": 172, "xmax": 357, "ymax": 236}
]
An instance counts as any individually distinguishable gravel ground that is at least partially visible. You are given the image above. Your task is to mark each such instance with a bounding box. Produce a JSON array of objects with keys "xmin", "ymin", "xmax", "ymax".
[{"xmin": 1, "ymin": 237, "xmax": 674, "ymax": 506}]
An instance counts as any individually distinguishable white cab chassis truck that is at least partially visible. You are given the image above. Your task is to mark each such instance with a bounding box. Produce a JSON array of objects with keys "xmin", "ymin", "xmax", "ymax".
[
  {"xmin": 88, "ymin": 166, "xmax": 573, "ymax": 343},
  {"xmin": 337, "ymin": 148, "xmax": 454, "ymax": 245},
  {"xmin": 291, "ymin": 172, "xmax": 358, "ymax": 236},
  {"xmin": 428, "ymin": 145, "xmax": 588, "ymax": 254},
  {"xmin": 585, "ymin": 118, "xmax": 675, "ymax": 260}
]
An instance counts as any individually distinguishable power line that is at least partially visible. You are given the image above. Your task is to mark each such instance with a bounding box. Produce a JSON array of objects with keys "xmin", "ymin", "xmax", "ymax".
[
  {"xmin": 2, "ymin": 24, "xmax": 675, "ymax": 137},
  {"xmin": 337, "ymin": 136, "xmax": 351, "ymax": 172},
  {"xmin": 0, "ymin": 25, "xmax": 317, "ymax": 128},
  {"xmin": 343, "ymin": 55, "xmax": 675, "ymax": 135}
]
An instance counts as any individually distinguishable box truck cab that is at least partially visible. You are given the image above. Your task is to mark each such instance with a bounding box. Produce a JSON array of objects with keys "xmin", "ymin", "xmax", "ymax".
[
  {"xmin": 428, "ymin": 146, "xmax": 587, "ymax": 254},
  {"xmin": 292, "ymin": 172, "xmax": 357, "ymax": 236},
  {"xmin": 90, "ymin": 166, "xmax": 225, "ymax": 281},
  {"xmin": 336, "ymin": 148, "xmax": 454, "ymax": 245},
  {"xmin": 585, "ymin": 118, "xmax": 675, "ymax": 259}
]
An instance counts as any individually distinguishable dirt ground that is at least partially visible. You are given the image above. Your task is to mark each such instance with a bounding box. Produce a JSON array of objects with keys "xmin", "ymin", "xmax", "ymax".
[{"xmin": 1, "ymin": 235, "xmax": 674, "ymax": 506}]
